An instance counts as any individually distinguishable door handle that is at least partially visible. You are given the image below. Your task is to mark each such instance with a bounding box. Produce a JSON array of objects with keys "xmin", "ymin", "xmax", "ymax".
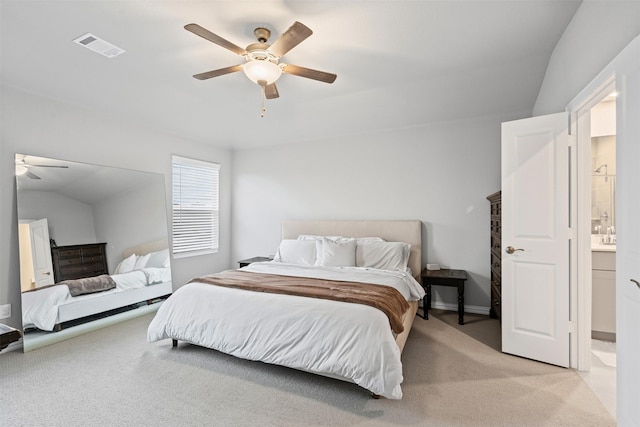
[
  {"xmin": 505, "ymin": 246, "xmax": 525, "ymax": 254},
  {"xmin": 631, "ymin": 279, "xmax": 640, "ymax": 289}
]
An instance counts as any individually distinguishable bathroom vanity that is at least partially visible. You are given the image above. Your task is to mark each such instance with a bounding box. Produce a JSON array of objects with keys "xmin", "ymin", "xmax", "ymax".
[{"xmin": 592, "ymin": 246, "xmax": 616, "ymax": 341}]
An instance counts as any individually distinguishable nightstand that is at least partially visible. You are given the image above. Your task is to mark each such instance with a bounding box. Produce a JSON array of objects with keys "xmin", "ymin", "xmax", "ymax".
[
  {"xmin": 238, "ymin": 256, "xmax": 274, "ymax": 268},
  {"xmin": 420, "ymin": 268, "xmax": 468, "ymax": 325},
  {"xmin": 0, "ymin": 323, "xmax": 21, "ymax": 352}
]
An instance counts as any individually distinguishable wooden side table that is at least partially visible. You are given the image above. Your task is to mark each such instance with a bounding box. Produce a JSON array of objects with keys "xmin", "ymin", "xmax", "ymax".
[
  {"xmin": 421, "ymin": 268, "xmax": 468, "ymax": 325},
  {"xmin": 238, "ymin": 256, "xmax": 274, "ymax": 268},
  {"xmin": 0, "ymin": 323, "xmax": 21, "ymax": 352}
]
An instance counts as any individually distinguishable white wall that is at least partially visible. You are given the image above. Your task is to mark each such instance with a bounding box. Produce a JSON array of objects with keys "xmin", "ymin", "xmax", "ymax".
[
  {"xmin": 533, "ymin": 1, "xmax": 640, "ymax": 115},
  {"xmin": 93, "ymin": 181, "xmax": 168, "ymax": 273},
  {"xmin": 231, "ymin": 115, "xmax": 515, "ymax": 311},
  {"xmin": 591, "ymin": 100, "xmax": 616, "ymax": 137},
  {"xmin": 18, "ymin": 180, "xmax": 169, "ymax": 275},
  {"xmin": 17, "ymin": 190, "xmax": 97, "ymax": 246},
  {"xmin": 0, "ymin": 86, "xmax": 231, "ymax": 330}
]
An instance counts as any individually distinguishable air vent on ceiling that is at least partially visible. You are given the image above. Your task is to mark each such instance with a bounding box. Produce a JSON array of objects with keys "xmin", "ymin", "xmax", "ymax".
[{"xmin": 73, "ymin": 33, "xmax": 125, "ymax": 58}]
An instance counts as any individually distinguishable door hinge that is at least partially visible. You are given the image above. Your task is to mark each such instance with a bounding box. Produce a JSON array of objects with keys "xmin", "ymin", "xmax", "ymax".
[{"xmin": 568, "ymin": 321, "xmax": 577, "ymax": 334}]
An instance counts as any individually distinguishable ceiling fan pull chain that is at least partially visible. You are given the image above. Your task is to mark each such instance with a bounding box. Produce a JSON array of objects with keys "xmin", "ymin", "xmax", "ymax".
[{"xmin": 260, "ymin": 85, "xmax": 267, "ymax": 118}]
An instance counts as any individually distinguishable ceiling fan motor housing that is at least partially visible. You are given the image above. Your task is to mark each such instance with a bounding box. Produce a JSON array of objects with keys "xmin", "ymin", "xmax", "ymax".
[{"xmin": 245, "ymin": 43, "xmax": 277, "ymax": 61}]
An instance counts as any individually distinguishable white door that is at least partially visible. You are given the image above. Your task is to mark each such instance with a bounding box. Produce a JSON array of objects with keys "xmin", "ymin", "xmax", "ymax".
[
  {"xmin": 28, "ymin": 218, "xmax": 55, "ymax": 287},
  {"xmin": 501, "ymin": 112, "xmax": 569, "ymax": 367},
  {"xmin": 615, "ymin": 38, "xmax": 640, "ymax": 426}
]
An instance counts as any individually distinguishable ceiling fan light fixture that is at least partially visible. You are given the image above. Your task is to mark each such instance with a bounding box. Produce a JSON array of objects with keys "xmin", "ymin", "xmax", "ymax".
[
  {"xmin": 243, "ymin": 59, "xmax": 282, "ymax": 86},
  {"xmin": 185, "ymin": 21, "xmax": 335, "ymax": 104}
]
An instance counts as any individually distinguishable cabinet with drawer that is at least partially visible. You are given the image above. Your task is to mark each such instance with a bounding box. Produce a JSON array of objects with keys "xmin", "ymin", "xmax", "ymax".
[
  {"xmin": 592, "ymin": 250, "xmax": 616, "ymax": 340},
  {"xmin": 487, "ymin": 191, "xmax": 502, "ymax": 320},
  {"xmin": 51, "ymin": 243, "xmax": 108, "ymax": 282}
]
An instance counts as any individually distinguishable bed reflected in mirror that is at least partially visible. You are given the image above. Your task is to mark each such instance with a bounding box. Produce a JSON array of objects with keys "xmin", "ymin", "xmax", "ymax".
[{"xmin": 16, "ymin": 154, "xmax": 172, "ymax": 351}]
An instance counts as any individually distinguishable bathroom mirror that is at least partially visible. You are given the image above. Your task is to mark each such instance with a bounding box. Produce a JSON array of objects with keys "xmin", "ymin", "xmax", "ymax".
[
  {"xmin": 591, "ymin": 136, "xmax": 616, "ymax": 237},
  {"xmin": 16, "ymin": 154, "xmax": 172, "ymax": 351}
]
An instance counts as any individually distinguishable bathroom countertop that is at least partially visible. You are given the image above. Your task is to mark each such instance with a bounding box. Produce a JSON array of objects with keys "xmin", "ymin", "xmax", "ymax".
[
  {"xmin": 592, "ymin": 244, "xmax": 616, "ymax": 252},
  {"xmin": 591, "ymin": 235, "xmax": 616, "ymax": 252}
]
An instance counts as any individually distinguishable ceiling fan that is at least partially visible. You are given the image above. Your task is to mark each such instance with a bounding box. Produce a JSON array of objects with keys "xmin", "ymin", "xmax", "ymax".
[
  {"xmin": 15, "ymin": 156, "xmax": 69, "ymax": 180},
  {"xmin": 184, "ymin": 21, "xmax": 337, "ymax": 104}
]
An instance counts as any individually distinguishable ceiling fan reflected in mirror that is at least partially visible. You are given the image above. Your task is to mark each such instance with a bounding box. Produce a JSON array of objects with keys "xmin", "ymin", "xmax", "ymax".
[
  {"xmin": 15, "ymin": 156, "xmax": 69, "ymax": 180},
  {"xmin": 185, "ymin": 21, "xmax": 337, "ymax": 116}
]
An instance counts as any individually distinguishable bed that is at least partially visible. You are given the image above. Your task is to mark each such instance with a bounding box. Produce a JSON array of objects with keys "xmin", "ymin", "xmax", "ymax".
[
  {"xmin": 147, "ymin": 220, "xmax": 424, "ymax": 399},
  {"xmin": 22, "ymin": 240, "xmax": 172, "ymax": 332}
]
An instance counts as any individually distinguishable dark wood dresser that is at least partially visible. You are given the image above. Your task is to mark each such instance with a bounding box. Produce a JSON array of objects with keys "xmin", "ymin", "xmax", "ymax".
[
  {"xmin": 51, "ymin": 243, "xmax": 108, "ymax": 282},
  {"xmin": 487, "ymin": 191, "xmax": 502, "ymax": 320}
]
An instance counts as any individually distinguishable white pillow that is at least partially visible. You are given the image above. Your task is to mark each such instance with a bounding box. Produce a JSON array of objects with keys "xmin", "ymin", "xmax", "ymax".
[
  {"xmin": 116, "ymin": 253, "xmax": 137, "ymax": 274},
  {"xmin": 146, "ymin": 249, "xmax": 170, "ymax": 268},
  {"xmin": 356, "ymin": 241, "xmax": 411, "ymax": 271},
  {"xmin": 134, "ymin": 253, "xmax": 151, "ymax": 270},
  {"xmin": 273, "ymin": 240, "xmax": 317, "ymax": 266},
  {"xmin": 319, "ymin": 237, "xmax": 356, "ymax": 267},
  {"xmin": 298, "ymin": 235, "xmax": 353, "ymax": 265},
  {"xmin": 356, "ymin": 237, "xmax": 385, "ymax": 244}
]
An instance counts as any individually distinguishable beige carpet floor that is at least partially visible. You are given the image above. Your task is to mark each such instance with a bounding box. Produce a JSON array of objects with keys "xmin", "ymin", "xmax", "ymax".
[{"xmin": 0, "ymin": 309, "xmax": 615, "ymax": 427}]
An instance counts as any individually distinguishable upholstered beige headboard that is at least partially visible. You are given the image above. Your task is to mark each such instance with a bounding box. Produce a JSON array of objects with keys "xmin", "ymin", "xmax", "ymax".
[
  {"xmin": 123, "ymin": 239, "xmax": 169, "ymax": 258},
  {"xmin": 281, "ymin": 220, "xmax": 422, "ymax": 278}
]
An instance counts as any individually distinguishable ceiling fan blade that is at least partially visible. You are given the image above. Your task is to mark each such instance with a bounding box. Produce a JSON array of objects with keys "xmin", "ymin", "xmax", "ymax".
[
  {"xmin": 193, "ymin": 65, "xmax": 243, "ymax": 80},
  {"xmin": 282, "ymin": 64, "xmax": 337, "ymax": 84},
  {"xmin": 268, "ymin": 22, "xmax": 313, "ymax": 58},
  {"xmin": 185, "ymin": 23, "xmax": 246, "ymax": 56},
  {"xmin": 30, "ymin": 164, "xmax": 69, "ymax": 168},
  {"xmin": 264, "ymin": 83, "xmax": 279, "ymax": 99},
  {"xmin": 25, "ymin": 171, "xmax": 41, "ymax": 180}
]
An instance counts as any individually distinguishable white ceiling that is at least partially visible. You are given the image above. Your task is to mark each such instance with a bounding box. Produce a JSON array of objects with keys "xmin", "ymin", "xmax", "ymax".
[{"xmin": 0, "ymin": 0, "xmax": 581, "ymax": 151}]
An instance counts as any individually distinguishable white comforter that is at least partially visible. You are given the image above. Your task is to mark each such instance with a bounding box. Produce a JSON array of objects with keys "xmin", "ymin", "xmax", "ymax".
[
  {"xmin": 22, "ymin": 267, "xmax": 172, "ymax": 331},
  {"xmin": 147, "ymin": 262, "xmax": 424, "ymax": 399}
]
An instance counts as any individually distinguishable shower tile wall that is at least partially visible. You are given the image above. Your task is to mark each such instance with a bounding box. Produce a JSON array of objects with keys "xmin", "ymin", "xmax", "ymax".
[{"xmin": 591, "ymin": 135, "xmax": 616, "ymax": 232}]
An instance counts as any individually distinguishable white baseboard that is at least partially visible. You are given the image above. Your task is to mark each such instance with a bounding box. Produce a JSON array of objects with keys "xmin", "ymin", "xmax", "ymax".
[{"xmin": 429, "ymin": 301, "xmax": 491, "ymax": 316}]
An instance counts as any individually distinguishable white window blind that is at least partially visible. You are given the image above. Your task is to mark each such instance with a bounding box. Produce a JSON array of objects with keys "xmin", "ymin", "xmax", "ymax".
[{"xmin": 172, "ymin": 156, "xmax": 220, "ymax": 257}]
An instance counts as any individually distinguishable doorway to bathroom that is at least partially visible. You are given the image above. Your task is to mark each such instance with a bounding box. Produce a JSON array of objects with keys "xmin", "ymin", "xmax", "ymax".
[
  {"xmin": 590, "ymin": 96, "xmax": 617, "ymax": 345},
  {"xmin": 581, "ymin": 94, "xmax": 617, "ymax": 418},
  {"xmin": 565, "ymin": 36, "xmax": 639, "ymax": 425}
]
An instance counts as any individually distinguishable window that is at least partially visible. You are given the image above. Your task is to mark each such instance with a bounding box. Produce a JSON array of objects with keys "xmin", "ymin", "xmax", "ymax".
[{"xmin": 172, "ymin": 156, "xmax": 220, "ymax": 257}]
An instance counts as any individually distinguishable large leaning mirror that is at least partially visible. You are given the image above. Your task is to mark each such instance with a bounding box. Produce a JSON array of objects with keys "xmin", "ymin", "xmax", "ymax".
[{"xmin": 16, "ymin": 154, "xmax": 172, "ymax": 351}]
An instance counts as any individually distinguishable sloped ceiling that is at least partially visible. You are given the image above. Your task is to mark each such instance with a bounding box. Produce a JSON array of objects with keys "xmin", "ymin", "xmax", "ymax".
[{"xmin": 0, "ymin": 0, "xmax": 581, "ymax": 150}]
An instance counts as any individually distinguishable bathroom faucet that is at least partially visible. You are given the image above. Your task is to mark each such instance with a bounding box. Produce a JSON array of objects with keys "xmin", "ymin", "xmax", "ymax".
[
  {"xmin": 609, "ymin": 226, "xmax": 616, "ymax": 244},
  {"xmin": 602, "ymin": 225, "xmax": 616, "ymax": 245}
]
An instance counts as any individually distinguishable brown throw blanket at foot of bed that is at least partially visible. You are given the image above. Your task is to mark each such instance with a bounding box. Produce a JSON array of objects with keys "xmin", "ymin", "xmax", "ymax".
[
  {"xmin": 59, "ymin": 274, "xmax": 117, "ymax": 297},
  {"xmin": 190, "ymin": 270, "xmax": 409, "ymax": 334}
]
